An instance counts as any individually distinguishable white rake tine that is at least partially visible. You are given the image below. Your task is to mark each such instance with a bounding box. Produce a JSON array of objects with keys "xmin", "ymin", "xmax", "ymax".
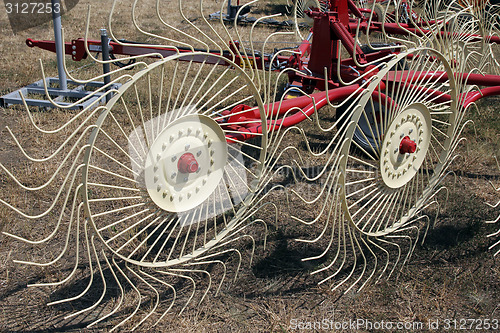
[
  {"xmin": 186, "ymin": 260, "xmax": 227, "ymax": 296},
  {"xmin": 156, "ymin": 270, "xmax": 196, "ymax": 315},
  {"xmin": 110, "ymin": 259, "xmax": 142, "ymax": 332},
  {"xmin": 170, "ymin": 268, "xmax": 212, "ymax": 307},
  {"xmin": 357, "ymin": 236, "xmax": 378, "ymax": 292},
  {"xmin": 127, "ymin": 266, "xmax": 160, "ymax": 331},
  {"xmin": 13, "ymin": 185, "xmax": 82, "ymax": 266},
  {"xmin": 29, "ymin": 206, "xmax": 84, "ymax": 289},
  {"xmin": 138, "ymin": 270, "xmax": 176, "ymax": 327},
  {"xmin": 65, "ymin": 235, "xmax": 108, "ymax": 320},
  {"xmin": 87, "ymin": 251, "xmax": 125, "ymax": 328},
  {"xmin": 3, "ymin": 161, "xmax": 85, "ymax": 243}
]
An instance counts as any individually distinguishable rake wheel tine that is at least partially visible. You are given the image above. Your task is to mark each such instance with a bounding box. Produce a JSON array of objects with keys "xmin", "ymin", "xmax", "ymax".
[
  {"xmin": 30, "ymin": 207, "xmax": 84, "ymax": 289},
  {"xmin": 357, "ymin": 236, "xmax": 378, "ymax": 292},
  {"xmin": 64, "ymin": 235, "xmax": 107, "ymax": 320},
  {"xmin": 13, "ymin": 185, "xmax": 82, "ymax": 265},
  {"xmin": 199, "ymin": 246, "xmax": 244, "ymax": 281},
  {"xmin": 170, "ymin": 268, "xmax": 211, "ymax": 308},
  {"xmin": 368, "ymin": 237, "xmax": 391, "ymax": 284},
  {"xmin": 126, "ymin": 266, "xmax": 160, "ymax": 331},
  {"xmin": 331, "ymin": 225, "xmax": 358, "ymax": 292},
  {"xmin": 156, "ymin": 270, "xmax": 196, "ymax": 316},
  {"xmin": 110, "ymin": 259, "xmax": 142, "ymax": 332},
  {"xmin": 87, "ymin": 252, "xmax": 125, "ymax": 328},
  {"xmin": 186, "ymin": 260, "xmax": 226, "ymax": 296},
  {"xmin": 377, "ymin": 236, "xmax": 402, "ymax": 281},
  {"xmin": 138, "ymin": 270, "xmax": 176, "ymax": 327}
]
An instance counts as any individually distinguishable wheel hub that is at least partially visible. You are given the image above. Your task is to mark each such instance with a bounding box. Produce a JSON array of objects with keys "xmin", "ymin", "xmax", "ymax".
[
  {"xmin": 380, "ymin": 103, "xmax": 432, "ymax": 189},
  {"xmin": 144, "ymin": 114, "xmax": 227, "ymax": 212}
]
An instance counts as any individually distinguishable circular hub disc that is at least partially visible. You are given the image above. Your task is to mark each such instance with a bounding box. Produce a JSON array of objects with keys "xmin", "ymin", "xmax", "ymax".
[
  {"xmin": 380, "ymin": 103, "xmax": 431, "ymax": 189},
  {"xmin": 144, "ymin": 114, "xmax": 227, "ymax": 212}
]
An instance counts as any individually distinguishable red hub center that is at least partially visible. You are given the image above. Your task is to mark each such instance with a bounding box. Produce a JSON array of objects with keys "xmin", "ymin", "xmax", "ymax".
[
  {"xmin": 399, "ymin": 136, "xmax": 417, "ymax": 154},
  {"xmin": 177, "ymin": 153, "xmax": 199, "ymax": 174}
]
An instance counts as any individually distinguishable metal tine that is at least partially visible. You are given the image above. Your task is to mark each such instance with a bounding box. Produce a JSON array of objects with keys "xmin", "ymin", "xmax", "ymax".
[
  {"xmin": 87, "ymin": 252, "xmax": 126, "ymax": 328},
  {"xmin": 26, "ymin": 205, "xmax": 82, "ymax": 290},
  {"xmin": 126, "ymin": 266, "xmax": 160, "ymax": 331},
  {"xmin": 156, "ymin": 269, "xmax": 196, "ymax": 316},
  {"xmin": 3, "ymin": 161, "xmax": 85, "ymax": 243},
  {"xmin": 12, "ymin": 185, "xmax": 82, "ymax": 264},
  {"xmin": 185, "ymin": 260, "xmax": 227, "ymax": 296},
  {"xmin": 138, "ymin": 270, "xmax": 177, "ymax": 327},
  {"xmin": 486, "ymin": 156, "xmax": 500, "ymax": 254},
  {"xmin": 64, "ymin": 234, "xmax": 108, "ymax": 320},
  {"xmin": 111, "ymin": 259, "xmax": 143, "ymax": 332}
]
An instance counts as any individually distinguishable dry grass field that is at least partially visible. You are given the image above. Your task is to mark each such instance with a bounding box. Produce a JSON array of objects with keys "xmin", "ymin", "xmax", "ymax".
[{"xmin": 0, "ymin": 1, "xmax": 499, "ymax": 332}]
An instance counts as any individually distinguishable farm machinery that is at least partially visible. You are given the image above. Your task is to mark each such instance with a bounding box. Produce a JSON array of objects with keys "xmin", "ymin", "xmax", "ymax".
[{"xmin": 1, "ymin": 0, "xmax": 500, "ymax": 330}]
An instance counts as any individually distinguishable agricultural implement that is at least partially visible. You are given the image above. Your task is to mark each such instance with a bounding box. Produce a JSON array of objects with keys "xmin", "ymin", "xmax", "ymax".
[{"xmin": 1, "ymin": 0, "xmax": 499, "ymax": 330}]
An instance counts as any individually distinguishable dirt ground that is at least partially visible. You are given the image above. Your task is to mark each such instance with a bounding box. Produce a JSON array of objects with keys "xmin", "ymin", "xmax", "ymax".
[{"xmin": 0, "ymin": 1, "xmax": 499, "ymax": 332}]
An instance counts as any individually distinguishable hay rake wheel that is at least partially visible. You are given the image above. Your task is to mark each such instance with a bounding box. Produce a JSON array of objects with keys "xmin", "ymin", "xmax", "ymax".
[
  {"xmin": 341, "ymin": 48, "xmax": 457, "ymax": 236},
  {"xmin": 83, "ymin": 52, "xmax": 267, "ymax": 267},
  {"xmin": 290, "ymin": 48, "xmax": 462, "ymax": 292}
]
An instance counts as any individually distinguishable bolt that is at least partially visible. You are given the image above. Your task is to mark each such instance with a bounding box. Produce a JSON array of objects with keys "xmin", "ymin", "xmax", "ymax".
[
  {"xmin": 157, "ymin": 154, "xmax": 161, "ymax": 161},
  {"xmin": 196, "ymin": 129, "xmax": 201, "ymax": 136},
  {"xmin": 208, "ymin": 140, "xmax": 213, "ymax": 147},
  {"xmin": 162, "ymin": 192, "xmax": 167, "ymax": 198},
  {"xmin": 170, "ymin": 195, "xmax": 175, "ymax": 201},
  {"xmin": 179, "ymin": 195, "xmax": 182, "ymax": 201},
  {"xmin": 210, "ymin": 159, "xmax": 215, "ymax": 166},
  {"xmin": 185, "ymin": 144, "xmax": 190, "ymax": 151},
  {"xmin": 154, "ymin": 176, "xmax": 159, "ymax": 183},
  {"xmin": 154, "ymin": 165, "xmax": 158, "ymax": 172},
  {"xmin": 204, "ymin": 133, "xmax": 208, "ymax": 139},
  {"xmin": 188, "ymin": 127, "xmax": 192, "ymax": 134},
  {"xmin": 210, "ymin": 150, "xmax": 215, "ymax": 156},
  {"xmin": 203, "ymin": 179, "xmax": 207, "ymax": 185},
  {"xmin": 400, "ymin": 133, "xmax": 405, "ymax": 139},
  {"xmin": 184, "ymin": 177, "xmax": 188, "ymax": 182},
  {"xmin": 409, "ymin": 128, "xmax": 413, "ymax": 134},
  {"xmin": 72, "ymin": 51, "xmax": 76, "ymax": 55},
  {"xmin": 196, "ymin": 187, "xmax": 200, "ymax": 193},
  {"xmin": 197, "ymin": 150, "xmax": 202, "ymax": 157},
  {"xmin": 170, "ymin": 135, "xmax": 175, "ymax": 142},
  {"xmin": 72, "ymin": 45, "xmax": 76, "ymax": 50},
  {"xmin": 187, "ymin": 192, "xmax": 192, "ymax": 198},
  {"xmin": 171, "ymin": 172, "xmax": 177, "ymax": 178},
  {"xmin": 394, "ymin": 148, "xmax": 399, "ymax": 154},
  {"xmin": 179, "ymin": 130, "xmax": 184, "ymax": 137},
  {"xmin": 157, "ymin": 185, "xmax": 161, "ymax": 192},
  {"xmin": 171, "ymin": 155, "xmax": 177, "ymax": 162},
  {"xmin": 162, "ymin": 143, "xmax": 167, "ymax": 151}
]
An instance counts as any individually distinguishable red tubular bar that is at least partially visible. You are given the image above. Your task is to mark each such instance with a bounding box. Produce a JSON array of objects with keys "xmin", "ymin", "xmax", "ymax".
[
  {"xmin": 462, "ymin": 86, "xmax": 500, "ymax": 107},
  {"xmin": 225, "ymin": 85, "xmax": 361, "ymax": 142}
]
